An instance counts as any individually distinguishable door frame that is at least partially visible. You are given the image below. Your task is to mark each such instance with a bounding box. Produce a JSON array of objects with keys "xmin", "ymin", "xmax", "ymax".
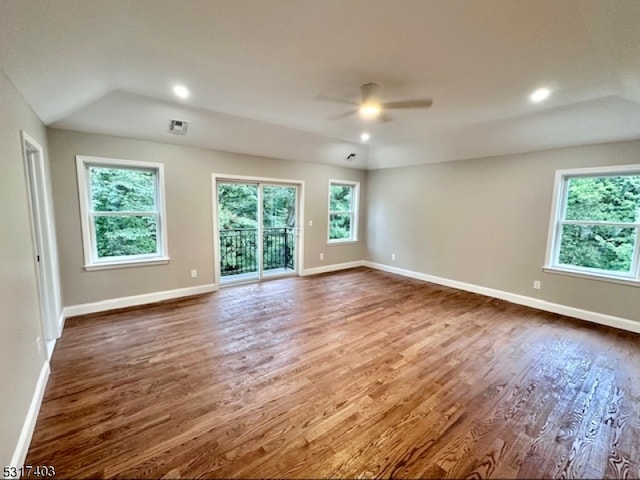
[
  {"xmin": 212, "ymin": 174, "xmax": 305, "ymax": 286},
  {"xmin": 21, "ymin": 131, "xmax": 63, "ymax": 357}
]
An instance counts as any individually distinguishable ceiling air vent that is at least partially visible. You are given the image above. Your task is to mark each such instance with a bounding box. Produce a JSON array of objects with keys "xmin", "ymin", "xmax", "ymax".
[{"xmin": 168, "ymin": 119, "xmax": 189, "ymax": 135}]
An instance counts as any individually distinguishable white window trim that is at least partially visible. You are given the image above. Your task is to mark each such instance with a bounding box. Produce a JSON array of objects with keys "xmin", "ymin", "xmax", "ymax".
[
  {"xmin": 327, "ymin": 179, "xmax": 359, "ymax": 244},
  {"xmin": 76, "ymin": 155, "xmax": 170, "ymax": 271},
  {"xmin": 544, "ymin": 164, "xmax": 640, "ymax": 286}
]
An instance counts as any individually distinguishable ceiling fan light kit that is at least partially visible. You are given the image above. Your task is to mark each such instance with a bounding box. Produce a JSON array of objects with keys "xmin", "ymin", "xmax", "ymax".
[
  {"xmin": 359, "ymin": 102, "xmax": 382, "ymax": 119},
  {"xmin": 332, "ymin": 82, "xmax": 433, "ymax": 122},
  {"xmin": 359, "ymin": 82, "xmax": 381, "ymax": 119}
]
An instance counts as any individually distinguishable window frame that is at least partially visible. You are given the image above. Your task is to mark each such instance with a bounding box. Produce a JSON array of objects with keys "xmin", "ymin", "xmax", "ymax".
[
  {"xmin": 76, "ymin": 155, "xmax": 170, "ymax": 271},
  {"xmin": 327, "ymin": 179, "xmax": 359, "ymax": 244},
  {"xmin": 544, "ymin": 164, "xmax": 640, "ymax": 286}
]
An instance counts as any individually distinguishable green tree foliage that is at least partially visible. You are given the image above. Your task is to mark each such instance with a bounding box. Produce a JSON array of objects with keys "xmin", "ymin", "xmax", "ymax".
[
  {"xmin": 329, "ymin": 184, "xmax": 353, "ymax": 240},
  {"xmin": 90, "ymin": 167, "xmax": 157, "ymax": 257},
  {"xmin": 217, "ymin": 184, "xmax": 258, "ymax": 229},
  {"xmin": 262, "ymin": 185, "xmax": 296, "ymax": 228},
  {"xmin": 559, "ymin": 175, "xmax": 640, "ymax": 272}
]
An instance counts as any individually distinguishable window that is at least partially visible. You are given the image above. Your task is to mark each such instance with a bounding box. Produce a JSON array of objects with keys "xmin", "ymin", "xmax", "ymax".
[
  {"xmin": 76, "ymin": 156, "xmax": 169, "ymax": 270},
  {"xmin": 545, "ymin": 165, "xmax": 640, "ymax": 284},
  {"xmin": 328, "ymin": 180, "xmax": 359, "ymax": 243}
]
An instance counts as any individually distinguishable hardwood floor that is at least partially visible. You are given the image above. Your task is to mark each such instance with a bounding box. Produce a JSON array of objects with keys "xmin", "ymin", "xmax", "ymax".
[{"xmin": 26, "ymin": 268, "xmax": 640, "ymax": 478}]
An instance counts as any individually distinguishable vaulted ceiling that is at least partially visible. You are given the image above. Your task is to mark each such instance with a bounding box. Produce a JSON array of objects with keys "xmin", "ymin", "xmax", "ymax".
[{"xmin": 2, "ymin": 0, "xmax": 640, "ymax": 169}]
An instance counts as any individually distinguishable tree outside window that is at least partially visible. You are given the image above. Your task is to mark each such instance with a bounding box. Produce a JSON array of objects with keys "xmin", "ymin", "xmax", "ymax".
[
  {"xmin": 76, "ymin": 156, "xmax": 168, "ymax": 270},
  {"xmin": 546, "ymin": 166, "xmax": 640, "ymax": 282},
  {"xmin": 90, "ymin": 166, "xmax": 158, "ymax": 258},
  {"xmin": 328, "ymin": 181, "xmax": 358, "ymax": 242}
]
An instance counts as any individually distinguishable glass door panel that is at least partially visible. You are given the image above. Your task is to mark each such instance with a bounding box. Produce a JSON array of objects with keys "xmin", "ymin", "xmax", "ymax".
[
  {"xmin": 262, "ymin": 185, "xmax": 297, "ymax": 277},
  {"xmin": 218, "ymin": 182, "xmax": 259, "ymax": 283}
]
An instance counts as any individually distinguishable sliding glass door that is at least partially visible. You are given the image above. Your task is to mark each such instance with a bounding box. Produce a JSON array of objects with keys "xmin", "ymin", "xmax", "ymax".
[{"xmin": 217, "ymin": 180, "xmax": 298, "ymax": 284}]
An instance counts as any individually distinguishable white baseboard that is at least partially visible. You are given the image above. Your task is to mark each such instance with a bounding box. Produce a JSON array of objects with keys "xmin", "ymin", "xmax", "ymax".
[
  {"xmin": 64, "ymin": 284, "xmax": 217, "ymax": 318},
  {"xmin": 301, "ymin": 260, "xmax": 365, "ymax": 277},
  {"xmin": 9, "ymin": 361, "xmax": 50, "ymax": 476},
  {"xmin": 364, "ymin": 261, "xmax": 640, "ymax": 335}
]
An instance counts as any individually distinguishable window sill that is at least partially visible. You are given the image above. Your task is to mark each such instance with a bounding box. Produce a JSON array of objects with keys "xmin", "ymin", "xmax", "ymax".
[
  {"xmin": 543, "ymin": 266, "xmax": 640, "ymax": 287},
  {"xmin": 84, "ymin": 256, "xmax": 170, "ymax": 271},
  {"xmin": 327, "ymin": 240, "xmax": 359, "ymax": 246}
]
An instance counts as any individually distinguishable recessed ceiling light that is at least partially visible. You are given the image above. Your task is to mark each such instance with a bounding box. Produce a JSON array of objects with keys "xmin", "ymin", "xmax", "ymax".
[
  {"xmin": 360, "ymin": 132, "xmax": 370, "ymax": 142},
  {"xmin": 530, "ymin": 87, "xmax": 551, "ymax": 103},
  {"xmin": 173, "ymin": 84, "xmax": 190, "ymax": 100}
]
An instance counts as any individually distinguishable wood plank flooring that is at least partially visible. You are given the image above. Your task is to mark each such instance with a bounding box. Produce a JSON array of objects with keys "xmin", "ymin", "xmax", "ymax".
[{"xmin": 25, "ymin": 268, "xmax": 640, "ymax": 478}]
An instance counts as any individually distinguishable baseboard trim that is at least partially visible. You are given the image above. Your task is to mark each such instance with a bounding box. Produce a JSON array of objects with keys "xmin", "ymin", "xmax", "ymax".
[
  {"xmin": 9, "ymin": 361, "xmax": 50, "ymax": 475},
  {"xmin": 364, "ymin": 261, "xmax": 640, "ymax": 335},
  {"xmin": 301, "ymin": 261, "xmax": 365, "ymax": 277},
  {"xmin": 64, "ymin": 284, "xmax": 218, "ymax": 318}
]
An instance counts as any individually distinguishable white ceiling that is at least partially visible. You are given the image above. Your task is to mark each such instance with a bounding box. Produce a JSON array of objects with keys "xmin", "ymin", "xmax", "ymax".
[{"xmin": 1, "ymin": 0, "xmax": 640, "ymax": 169}]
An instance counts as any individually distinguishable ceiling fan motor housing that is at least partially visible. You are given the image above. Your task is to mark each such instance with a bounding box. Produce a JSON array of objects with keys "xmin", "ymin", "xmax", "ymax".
[{"xmin": 361, "ymin": 82, "xmax": 381, "ymax": 103}]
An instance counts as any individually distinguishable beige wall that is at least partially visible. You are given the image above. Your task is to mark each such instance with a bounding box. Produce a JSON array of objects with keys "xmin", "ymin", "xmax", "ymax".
[
  {"xmin": 48, "ymin": 128, "xmax": 367, "ymax": 307},
  {"xmin": 367, "ymin": 140, "xmax": 640, "ymax": 323},
  {"xmin": 0, "ymin": 70, "xmax": 50, "ymax": 466},
  {"xmin": 50, "ymin": 127, "xmax": 640, "ymax": 323}
]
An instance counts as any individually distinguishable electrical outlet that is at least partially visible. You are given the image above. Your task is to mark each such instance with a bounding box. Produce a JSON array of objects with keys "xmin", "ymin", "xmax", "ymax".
[
  {"xmin": 309, "ymin": 220, "xmax": 313, "ymax": 227},
  {"xmin": 533, "ymin": 280, "xmax": 541, "ymax": 289},
  {"xmin": 191, "ymin": 269, "xmax": 198, "ymax": 278},
  {"xmin": 320, "ymin": 253, "xmax": 324, "ymax": 261},
  {"xmin": 36, "ymin": 336, "xmax": 42, "ymax": 355},
  {"xmin": 391, "ymin": 253, "xmax": 396, "ymax": 261}
]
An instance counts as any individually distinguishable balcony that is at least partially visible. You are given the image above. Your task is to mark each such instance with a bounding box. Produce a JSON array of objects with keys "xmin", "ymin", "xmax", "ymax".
[{"xmin": 220, "ymin": 227, "xmax": 295, "ymax": 279}]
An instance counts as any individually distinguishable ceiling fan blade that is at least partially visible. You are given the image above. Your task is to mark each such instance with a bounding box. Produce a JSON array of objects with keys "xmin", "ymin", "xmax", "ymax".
[
  {"xmin": 329, "ymin": 109, "xmax": 357, "ymax": 120},
  {"xmin": 316, "ymin": 94, "xmax": 359, "ymax": 106},
  {"xmin": 381, "ymin": 99, "xmax": 433, "ymax": 109}
]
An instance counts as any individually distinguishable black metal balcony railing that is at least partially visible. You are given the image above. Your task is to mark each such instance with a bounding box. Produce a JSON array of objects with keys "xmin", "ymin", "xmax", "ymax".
[{"xmin": 220, "ymin": 227, "xmax": 295, "ymax": 276}]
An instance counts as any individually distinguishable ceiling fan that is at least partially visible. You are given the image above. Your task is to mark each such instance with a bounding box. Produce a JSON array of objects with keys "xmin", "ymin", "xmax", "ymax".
[{"xmin": 328, "ymin": 82, "xmax": 433, "ymax": 122}]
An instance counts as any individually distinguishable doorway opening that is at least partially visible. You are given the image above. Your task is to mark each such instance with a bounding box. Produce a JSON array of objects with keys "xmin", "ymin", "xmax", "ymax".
[{"xmin": 21, "ymin": 131, "xmax": 62, "ymax": 358}]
